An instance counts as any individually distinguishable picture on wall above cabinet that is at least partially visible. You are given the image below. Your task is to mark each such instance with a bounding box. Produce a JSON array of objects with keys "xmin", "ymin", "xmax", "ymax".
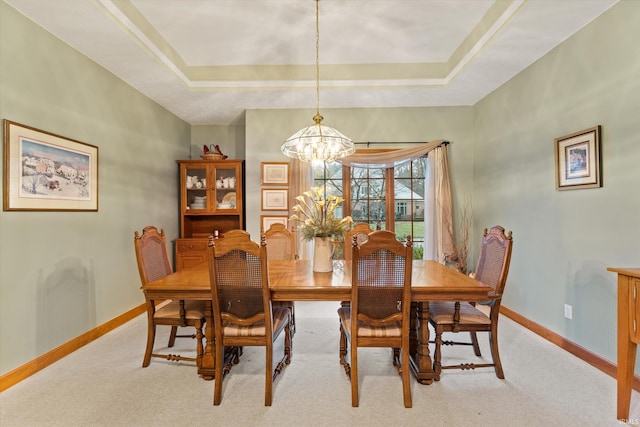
[
  {"xmin": 554, "ymin": 125, "xmax": 601, "ymax": 191},
  {"xmin": 3, "ymin": 119, "xmax": 98, "ymax": 211},
  {"xmin": 262, "ymin": 188, "xmax": 288, "ymax": 211},
  {"xmin": 261, "ymin": 162, "xmax": 289, "ymax": 185}
]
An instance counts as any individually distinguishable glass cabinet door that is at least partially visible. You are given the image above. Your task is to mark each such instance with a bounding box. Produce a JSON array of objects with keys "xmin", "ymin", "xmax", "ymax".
[
  {"xmin": 184, "ymin": 165, "xmax": 209, "ymax": 211},
  {"xmin": 213, "ymin": 166, "xmax": 238, "ymax": 211}
]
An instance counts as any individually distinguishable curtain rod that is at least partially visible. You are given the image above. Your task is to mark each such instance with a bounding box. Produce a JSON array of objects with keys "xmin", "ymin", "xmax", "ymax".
[{"xmin": 354, "ymin": 141, "xmax": 450, "ymax": 147}]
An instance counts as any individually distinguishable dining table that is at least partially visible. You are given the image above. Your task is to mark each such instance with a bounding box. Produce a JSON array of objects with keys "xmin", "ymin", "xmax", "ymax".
[{"xmin": 142, "ymin": 259, "xmax": 492, "ymax": 384}]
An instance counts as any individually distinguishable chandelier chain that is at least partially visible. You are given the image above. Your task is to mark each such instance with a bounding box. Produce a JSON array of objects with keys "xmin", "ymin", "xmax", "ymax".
[{"xmin": 315, "ymin": 0, "xmax": 320, "ymax": 117}]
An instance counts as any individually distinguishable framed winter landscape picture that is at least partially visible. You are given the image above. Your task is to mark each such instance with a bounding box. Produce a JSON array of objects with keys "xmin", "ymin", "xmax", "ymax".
[{"xmin": 3, "ymin": 120, "xmax": 98, "ymax": 211}]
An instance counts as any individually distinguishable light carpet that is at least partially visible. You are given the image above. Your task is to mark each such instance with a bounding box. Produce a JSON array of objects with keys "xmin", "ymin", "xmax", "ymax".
[{"xmin": 1, "ymin": 302, "xmax": 638, "ymax": 426}]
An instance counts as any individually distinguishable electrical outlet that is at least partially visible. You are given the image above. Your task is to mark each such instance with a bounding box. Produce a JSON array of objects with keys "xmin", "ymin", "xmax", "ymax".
[{"xmin": 564, "ymin": 304, "xmax": 573, "ymax": 319}]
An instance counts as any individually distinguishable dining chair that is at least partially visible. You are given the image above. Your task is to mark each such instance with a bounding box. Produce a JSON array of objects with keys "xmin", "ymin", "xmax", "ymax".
[
  {"xmin": 262, "ymin": 223, "xmax": 296, "ymax": 334},
  {"xmin": 343, "ymin": 222, "xmax": 374, "ymax": 261},
  {"xmin": 429, "ymin": 225, "xmax": 514, "ymax": 379},
  {"xmin": 134, "ymin": 226, "xmax": 205, "ymax": 367},
  {"xmin": 207, "ymin": 232, "xmax": 292, "ymax": 406},
  {"xmin": 338, "ymin": 230, "xmax": 413, "ymax": 408}
]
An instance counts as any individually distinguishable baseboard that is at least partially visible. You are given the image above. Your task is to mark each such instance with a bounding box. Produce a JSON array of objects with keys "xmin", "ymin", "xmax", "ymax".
[
  {"xmin": 500, "ymin": 305, "xmax": 640, "ymax": 392},
  {"xmin": 0, "ymin": 304, "xmax": 146, "ymax": 392}
]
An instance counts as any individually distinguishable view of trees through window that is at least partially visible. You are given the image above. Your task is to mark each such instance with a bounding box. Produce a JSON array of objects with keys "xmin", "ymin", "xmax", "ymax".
[{"xmin": 313, "ymin": 156, "xmax": 427, "ymax": 259}]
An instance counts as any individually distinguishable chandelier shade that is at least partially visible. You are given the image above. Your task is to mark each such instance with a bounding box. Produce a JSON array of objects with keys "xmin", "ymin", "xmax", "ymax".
[
  {"xmin": 281, "ymin": 0, "xmax": 355, "ymax": 163},
  {"xmin": 281, "ymin": 114, "xmax": 355, "ymax": 163}
]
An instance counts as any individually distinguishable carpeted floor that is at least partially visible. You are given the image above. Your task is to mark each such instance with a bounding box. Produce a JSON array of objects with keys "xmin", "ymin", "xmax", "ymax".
[{"xmin": 1, "ymin": 301, "xmax": 638, "ymax": 426}]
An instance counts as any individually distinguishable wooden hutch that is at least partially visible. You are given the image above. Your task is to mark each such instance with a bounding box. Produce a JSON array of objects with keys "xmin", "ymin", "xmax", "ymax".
[{"xmin": 175, "ymin": 159, "xmax": 245, "ymax": 270}]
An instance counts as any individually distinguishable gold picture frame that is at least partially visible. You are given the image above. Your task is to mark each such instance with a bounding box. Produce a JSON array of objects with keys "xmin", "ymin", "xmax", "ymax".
[
  {"xmin": 261, "ymin": 188, "xmax": 288, "ymax": 211},
  {"xmin": 261, "ymin": 162, "xmax": 289, "ymax": 186},
  {"xmin": 3, "ymin": 120, "xmax": 99, "ymax": 211},
  {"xmin": 554, "ymin": 126, "xmax": 601, "ymax": 191}
]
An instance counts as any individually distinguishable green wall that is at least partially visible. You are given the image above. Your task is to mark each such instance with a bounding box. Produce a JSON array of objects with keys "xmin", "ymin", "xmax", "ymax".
[
  {"xmin": 190, "ymin": 125, "xmax": 245, "ymax": 160},
  {"xmin": 473, "ymin": 0, "xmax": 640, "ymax": 364},
  {"xmin": 0, "ymin": 2, "xmax": 190, "ymax": 374}
]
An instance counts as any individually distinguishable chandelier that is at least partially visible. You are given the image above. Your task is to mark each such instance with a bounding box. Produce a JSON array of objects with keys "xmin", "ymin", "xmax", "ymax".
[{"xmin": 281, "ymin": 0, "xmax": 355, "ymax": 163}]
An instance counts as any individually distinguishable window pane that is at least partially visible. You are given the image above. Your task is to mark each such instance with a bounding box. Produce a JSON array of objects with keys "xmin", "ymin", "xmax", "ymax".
[
  {"xmin": 313, "ymin": 154, "xmax": 426, "ymax": 259},
  {"xmin": 394, "ymin": 162, "xmax": 412, "ymax": 178}
]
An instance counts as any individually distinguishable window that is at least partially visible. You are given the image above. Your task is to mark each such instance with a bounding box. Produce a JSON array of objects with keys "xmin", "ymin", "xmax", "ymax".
[{"xmin": 313, "ymin": 155, "xmax": 427, "ymax": 259}]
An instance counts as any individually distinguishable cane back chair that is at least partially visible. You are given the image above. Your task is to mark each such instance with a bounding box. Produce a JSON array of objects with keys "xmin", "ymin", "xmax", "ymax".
[
  {"xmin": 338, "ymin": 230, "xmax": 413, "ymax": 408},
  {"xmin": 207, "ymin": 231, "xmax": 292, "ymax": 406},
  {"xmin": 429, "ymin": 225, "xmax": 513, "ymax": 379},
  {"xmin": 134, "ymin": 226, "xmax": 205, "ymax": 367},
  {"xmin": 343, "ymin": 223, "xmax": 374, "ymax": 261},
  {"xmin": 262, "ymin": 223, "xmax": 297, "ymax": 333}
]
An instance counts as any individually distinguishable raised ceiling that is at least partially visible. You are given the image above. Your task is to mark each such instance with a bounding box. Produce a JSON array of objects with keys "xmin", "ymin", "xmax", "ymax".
[{"xmin": 5, "ymin": 0, "xmax": 618, "ymax": 125}]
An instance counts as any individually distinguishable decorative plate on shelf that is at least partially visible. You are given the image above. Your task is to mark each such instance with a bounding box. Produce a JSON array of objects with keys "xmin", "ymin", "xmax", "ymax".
[{"xmin": 222, "ymin": 192, "xmax": 236, "ymax": 207}]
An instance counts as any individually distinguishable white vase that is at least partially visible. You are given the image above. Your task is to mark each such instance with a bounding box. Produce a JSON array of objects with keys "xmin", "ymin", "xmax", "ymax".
[{"xmin": 313, "ymin": 236, "xmax": 334, "ymax": 272}]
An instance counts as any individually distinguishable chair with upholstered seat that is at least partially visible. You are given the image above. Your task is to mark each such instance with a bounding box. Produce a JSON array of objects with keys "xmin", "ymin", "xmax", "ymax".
[
  {"xmin": 134, "ymin": 226, "xmax": 205, "ymax": 367},
  {"xmin": 338, "ymin": 230, "xmax": 413, "ymax": 408},
  {"xmin": 262, "ymin": 223, "xmax": 296, "ymax": 333},
  {"xmin": 207, "ymin": 231, "xmax": 292, "ymax": 406},
  {"xmin": 429, "ymin": 225, "xmax": 514, "ymax": 379}
]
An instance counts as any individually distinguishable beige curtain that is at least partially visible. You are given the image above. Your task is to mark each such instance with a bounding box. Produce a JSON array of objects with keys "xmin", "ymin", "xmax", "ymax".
[
  {"xmin": 424, "ymin": 145, "xmax": 455, "ymax": 262},
  {"xmin": 288, "ymin": 159, "xmax": 313, "ymax": 260},
  {"xmin": 338, "ymin": 139, "xmax": 447, "ymax": 168}
]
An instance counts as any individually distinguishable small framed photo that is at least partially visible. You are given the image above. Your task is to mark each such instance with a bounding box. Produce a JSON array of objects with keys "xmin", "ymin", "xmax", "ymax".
[
  {"xmin": 554, "ymin": 126, "xmax": 602, "ymax": 191},
  {"xmin": 261, "ymin": 188, "xmax": 288, "ymax": 211},
  {"xmin": 261, "ymin": 162, "xmax": 289, "ymax": 186},
  {"xmin": 3, "ymin": 120, "xmax": 99, "ymax": 211},
  {"xmin": 261, "ymin": 215, "xmax": 288, "ymax": 232}
]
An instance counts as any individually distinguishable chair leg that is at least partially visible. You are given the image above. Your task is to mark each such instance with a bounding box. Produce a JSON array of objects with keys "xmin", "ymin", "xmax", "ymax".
[
  {"xmin": 401, "ymin": 348, "xmax": 412, "ymax": 408},
  {"xmin": 168, "ymin": 326, "xmax": 178, "ymax": 347},
  {"xmin": 213, "ymin": 342, "xmax": 224, "ymax": 405},
  {"xmin": 350, "ymin": 344, "xmax": 359, "ymax": 407},
  {"xmin": 195, "ymin": 322, "xmax": 204, "ymax": 368},
  {"xmin": 284, "ymin": 321, "xmax": 292, "ymax": 364},
  {"xmin": 470, "ymin": 331, "xmax": 481, "ymax": 356},
  {"xmin": 489, "ymin": 325, "xmax": 505, "ymax": 379},
  {"xmin": 143, "ymin": 316, "xmax": 156, "ymax": 367},
  {"xmin": 339, "ymin": 323, "xmax": 347, "ymax": 368},
  {"xmin": 265, "ymin": 341, "xmax": 274, "ymax": 406},
  {"xmin": 433, "ymin": 327, "xmax": 443, "ymax": 379},
  {"xmin": 290, "ymin": 304, "xmax": 296, "ymax": 335}
]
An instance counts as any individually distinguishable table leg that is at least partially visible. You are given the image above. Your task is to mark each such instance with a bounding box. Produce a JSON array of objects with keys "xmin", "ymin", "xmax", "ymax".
[
  {"xmin": 409, "ymin": 301, "xmax": 437, "ymax": 384},
  {"xmin": 618, "ymin": 275, "xmax": 636, "ymax": 420},
  {"xmin": 198, "ymin": 300, "xmax": 215, "ymax": 380}
]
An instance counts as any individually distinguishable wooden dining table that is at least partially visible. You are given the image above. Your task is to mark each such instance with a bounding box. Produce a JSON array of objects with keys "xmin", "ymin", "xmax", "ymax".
[{"xmin": 142, "ymin": 259, "xmax": 491, "ymax": 384}]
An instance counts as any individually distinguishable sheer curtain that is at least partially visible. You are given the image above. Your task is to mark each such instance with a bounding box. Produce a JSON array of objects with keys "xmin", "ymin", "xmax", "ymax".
[
  {"xmin": 339, "ymin": 139, "xmax": 446, "ymax": 168},
  {"xmin": 288, "ymin": 159, "xmax": 313, "ymax": 260},
  {"xmin": 423, "ymin": 145, "xmax": 455, "ymax": 262}
]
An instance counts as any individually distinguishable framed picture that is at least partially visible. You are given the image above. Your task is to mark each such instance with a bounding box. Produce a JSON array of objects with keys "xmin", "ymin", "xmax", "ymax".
[
  {"xmin": 261, "ymin": 162, "xmax": 289, "ymax": 186},
  {"xmin": 554, "ymin": 126, "xmax": 601, "ymax": 191},
  {"xmin": 3, "ymin": 120, "xmax": 99, "ymax": 211},
  {"xmin": 261, "ymin": 215, "xmax": 288, "ymax": 232},
  {"xmin": 261, "ymin": 188, "xmax": 288, "ymax": 211}
]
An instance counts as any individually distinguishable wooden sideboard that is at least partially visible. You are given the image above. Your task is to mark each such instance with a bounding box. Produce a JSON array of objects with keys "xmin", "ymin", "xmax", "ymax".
[{"xmin": 608, "ymin": 267, "xmax": 640, "ymax": 421}]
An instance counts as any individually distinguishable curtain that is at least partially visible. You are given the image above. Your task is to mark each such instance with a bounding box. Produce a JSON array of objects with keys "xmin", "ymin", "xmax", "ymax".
[
  {"xmin": 423, "ymin": 145, "xmax": 455, "ymax": 262},
  {"xmin": 288, "ymin": 159, "xmax": 313, "ymax": 260},
  {"xmin": 338, "ymin": 139, "xmax": 447, "ymax": 169}
]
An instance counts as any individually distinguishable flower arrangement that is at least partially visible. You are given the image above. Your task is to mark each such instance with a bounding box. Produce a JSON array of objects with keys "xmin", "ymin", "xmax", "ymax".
[{"xmin": 290, "ymin": 187, "xmax": 353, "ymax": 241}]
